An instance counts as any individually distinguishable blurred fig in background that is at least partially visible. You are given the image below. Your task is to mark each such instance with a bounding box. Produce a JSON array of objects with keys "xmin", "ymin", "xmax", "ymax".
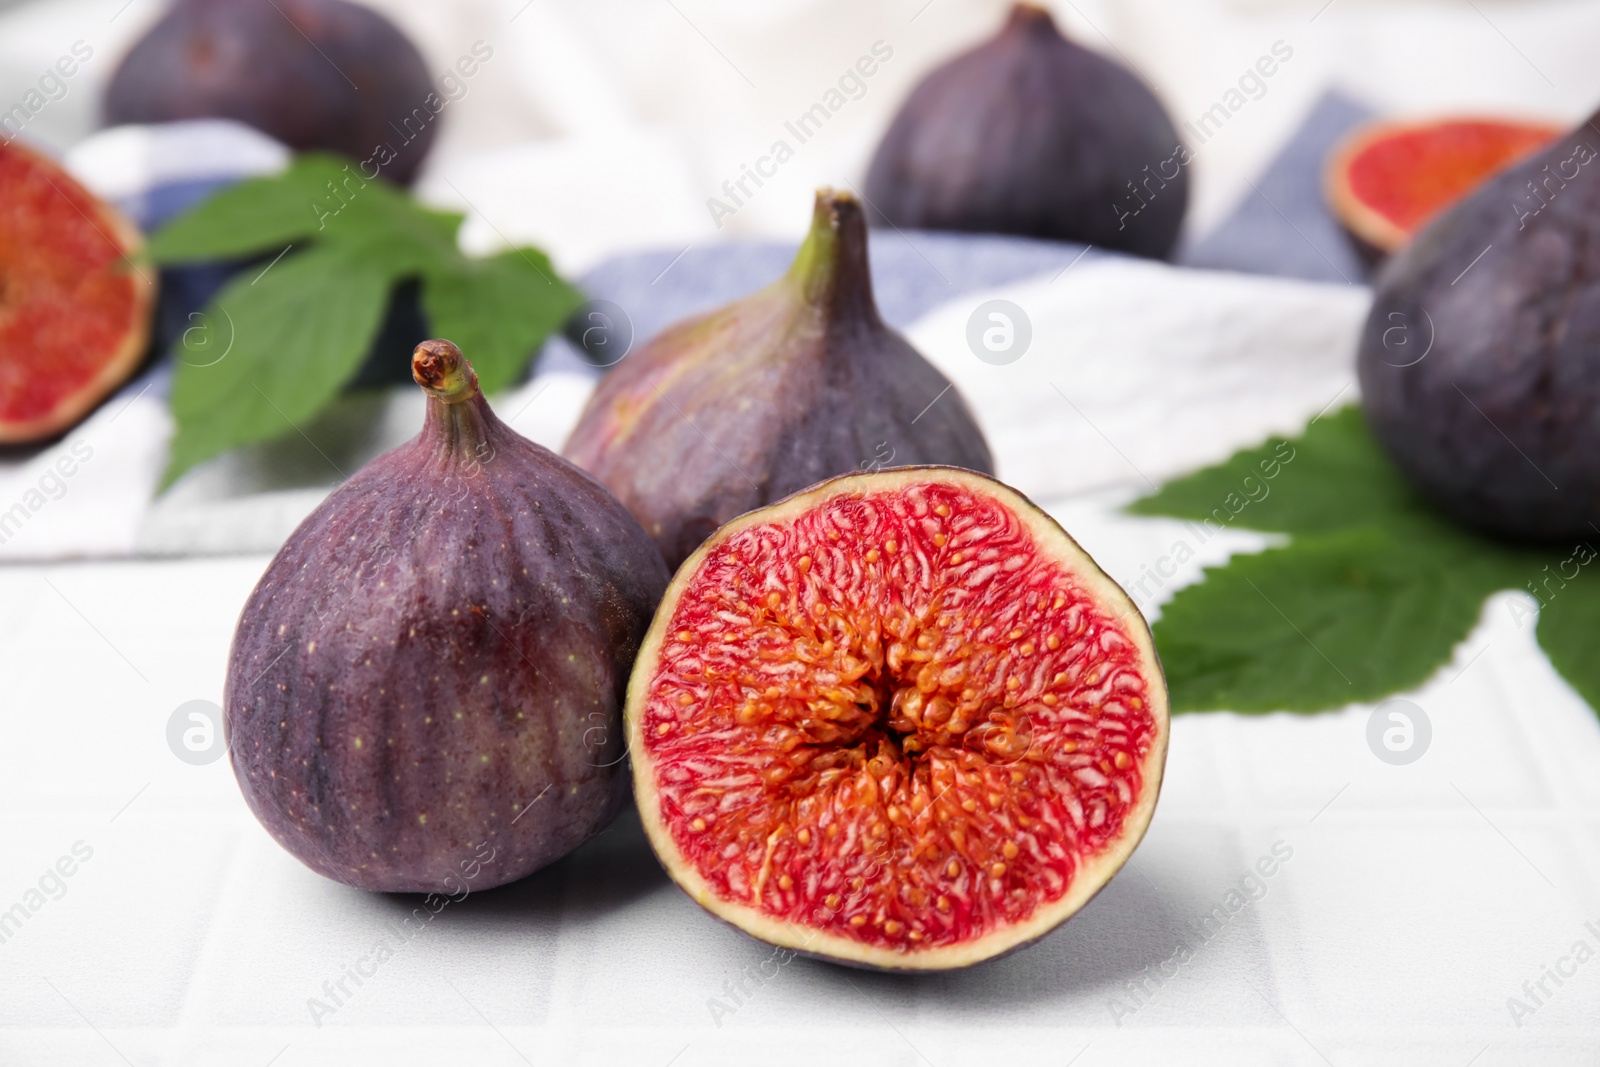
[
  {"xmin": 1326, "ymin": 116, "xmax": 1560, "ymax": 269},
  {"xmin": 0, "ymin": 141, "xmax": 154, "ymax": 444},
  {"xmin": 1358, "ymin": 107, "xmax": 1600, "ymax": 542},
  {"xmin": 864, "ymin": 3, "xmax": 1187, "ymax": 259},
  {"xmin": 104, "ymin": 0, "xmax": 437, "ymax": 184}
]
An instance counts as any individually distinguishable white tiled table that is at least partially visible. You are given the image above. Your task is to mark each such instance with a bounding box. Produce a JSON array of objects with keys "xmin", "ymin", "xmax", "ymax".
[{"xmin": 3, "ymin": 488, "xmax": 1597, "ymax": 1066}]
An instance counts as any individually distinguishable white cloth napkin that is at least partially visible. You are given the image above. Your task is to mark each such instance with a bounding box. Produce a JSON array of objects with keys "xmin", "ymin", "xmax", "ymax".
[
  {"xmin": 909, "ymin": 259, "xmax": 1368, "ymax": 501},
  {"xmin": 3, "ymin": 0, "xmax": 1599, "ymax": 560},
  {"xmin": 0, "ymin": 254, "xmax": 1367, "ymax": 560}
]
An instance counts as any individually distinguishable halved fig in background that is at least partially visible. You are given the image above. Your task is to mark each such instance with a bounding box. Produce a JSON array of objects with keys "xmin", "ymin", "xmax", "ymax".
[
  {"xmin": 1325, "ymin": 116, "xmax": 1559, "ymax": 268},
  {"xmin": 0, "ymin": 140, "xmax": 155, "ymax": 444},
  {"xmin": 627, "ymin": 467, "xmax": 1169, "ymax": 970}
]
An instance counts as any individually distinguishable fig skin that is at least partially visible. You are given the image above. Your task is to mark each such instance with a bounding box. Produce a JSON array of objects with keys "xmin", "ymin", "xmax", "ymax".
[
  {"xmin": 564, "ymin": 188, "xmax": 995, "ymax": 570},
  {"xmin": 105, "ymin": 0, "xmax": 437, "ymax": 185},
  {"xmin": 864, "ymin": 3, "xmax": 1188, "ymax": 259},
  {"xmin": 224, "ymin": 340, "xmax": 670, "ymax": 893},
  {"xmin": 1357, "ymin": 109, "xmax": 1600, "ymax": 542}
]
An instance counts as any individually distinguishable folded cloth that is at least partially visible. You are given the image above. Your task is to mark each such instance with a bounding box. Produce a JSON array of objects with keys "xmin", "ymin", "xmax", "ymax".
[
  {"xmin": 134, "ymin": 230, "xmax": 1110, "ymax": 558},
  {"xmin": 0, "ymin": 96, "xmax": 1375, "ymax": 562},
  {"xmin": 1180, "ymin": 91, "xmax": 1376, "ymax": 286},
  {"xmin": 17, "ymin": 247, "xmax": 1365, "ymax": 561},
  {"xmin": 66, "ymin": 119, "xmax": 291, "ymax": 228}
]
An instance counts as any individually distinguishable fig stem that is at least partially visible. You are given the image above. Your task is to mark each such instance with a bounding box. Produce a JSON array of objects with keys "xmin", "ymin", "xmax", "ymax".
[
  {"xmin": 413, "ymin": 339, "xmax": 499, "ymax": 462},
  {"xmin": 786, "ymin": 188, "xmax": 881, "ymax": 327},
  {"xmin": 412, "ymin": 339, "xmax": 480, "ymax": 404},
  {"xmin": 1008, "ymin": 2, "xmax": 1057, "ymax": 31}
]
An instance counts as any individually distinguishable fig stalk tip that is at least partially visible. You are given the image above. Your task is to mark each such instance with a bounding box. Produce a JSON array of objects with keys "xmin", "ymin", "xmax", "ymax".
[
  {"xmin": 1007, "ymin": 3, "xmax": 1057, "ymax": 30},
  {"xmin": 412, "ymin": 339, "xmax": 480, "ymax": 403},
  {"xmin": 788, "ymin": 188, "xmax": 877, "ymax": 321}
]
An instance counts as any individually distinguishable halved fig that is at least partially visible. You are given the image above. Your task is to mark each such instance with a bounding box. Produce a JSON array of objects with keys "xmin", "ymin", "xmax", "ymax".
[
  {"xmin": 0, "ymin": 140, "xmax": 155, "ymax": 444},
  {"xmin": 627, "ymin": 467, "xmax": 1169, "ymax": 970},
  {"xmin": 1325, "ymin": 116, "xmax": 1559, "ymax": 266}
]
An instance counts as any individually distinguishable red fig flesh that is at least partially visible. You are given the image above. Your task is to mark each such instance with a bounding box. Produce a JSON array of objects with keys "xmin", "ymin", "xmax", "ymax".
[
  {"xmin": 0, "ymin": 140, "xmax": 154, "ymax": 443},
  {"xmin": 628, "ymin": 468, "xmax": 1169, "ymax": 970},
  {"xmin": 1326, "ymin": 116, "xmax": 1559, "ymax": 266}
]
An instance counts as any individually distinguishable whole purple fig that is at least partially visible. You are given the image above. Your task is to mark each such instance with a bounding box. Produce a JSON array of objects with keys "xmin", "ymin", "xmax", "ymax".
[
  {"xmin": 105, "ymin": 0, "xmax": 439, "ymax": 184},
  {"xmin": 865, "ymin": 3, "xmax": 1188, "ymax": 258},
  {"xmin": 225, "ymin": 340, "xmax": 670, "ymax": 892},
  {"xmin": 1358, "ymin": 109, "xmax": 1600, "ymax": 542},
  {"xmin": 563, "ymin": 188, "xmax": 995, "ymax": 570}
]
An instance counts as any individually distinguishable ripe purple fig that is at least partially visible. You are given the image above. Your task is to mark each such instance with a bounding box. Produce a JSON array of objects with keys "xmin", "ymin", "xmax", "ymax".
[
  {"xmin": 865, "ymin": 3, "xmax": 1188, "ymax": 258},
  {"xmin": 1358, "ymin": 108, "xmax": 1600, "ymax": 541},
  {"xmin": 105, "ymin": 0, "xmax": 439, "ymax": 184},
  {"xmin": 564, "ymin": 188, "xmax": 995, "ymax": 570},
  {"xmin": 225, "ymin": 340, "xmax": 670, "ymax": 892}
]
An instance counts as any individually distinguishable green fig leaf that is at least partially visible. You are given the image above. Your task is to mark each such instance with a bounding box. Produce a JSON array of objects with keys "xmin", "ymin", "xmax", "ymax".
[
  {"xmin": 1132, "ymin": 407, "xmax": 1589, "ymax": 716},
  {"xmin": 1128, "ymin": 407, "xmax": 1428, "ymax": 537},
  {"xmin": 148, "ymin": 153, "xmax": 582, "ymax": 486},
  {"xmin": 145, "ymin": 155, "xmax": 353, "ymax": 263},
  {"xmin": 161, "ymin": 244, "xmax": 391, "ymax": 489},
  {"xmin": 1152, "ymin": 528, "xmax": 1515, "ymax": 713},
  {"xmin": 1535, "ymin": 561, "xmax": 1600, "ymax": 711},
  {"xmin": 421, "ymin": 248, "xmax": 584, "ymax": 395}
]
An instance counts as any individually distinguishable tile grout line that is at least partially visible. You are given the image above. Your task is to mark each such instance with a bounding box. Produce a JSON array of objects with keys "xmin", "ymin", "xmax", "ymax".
[
  {"xmin": 157, "ymin": 823, "xmax": 273, "ymax": 1063},
  {"xmin": 1472, "ymin": 604, "xmax": 1600, "ymax": 897}
]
